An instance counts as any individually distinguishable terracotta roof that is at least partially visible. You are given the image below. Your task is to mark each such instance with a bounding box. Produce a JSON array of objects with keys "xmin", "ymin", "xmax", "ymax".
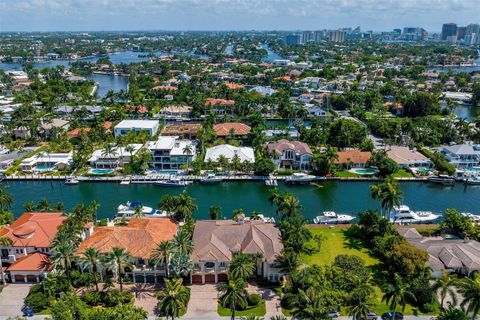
[
  {"xmin": 225, "ymin": 82, "xmax": 245, "ymax": 90},
  {"xmin": 7, "ymin": 252, "xmax": 52, "ymax": 272},
  {"xmin": 103, "ymin": 121, "xmax": 113, "ymax": 130},
  {"xmin": 77, "ymin": 218, "xmax": 178, "ymax": 259},
  {"xmin": 334, "ymin": 150, "xmax": 371, "ymax": 165},
  {"xmin": 205, "ymin": 98, "xmax": 235, "ymax": 107},
  {"xmin": 213, "ymin": 122, "xmax": 251, "ymax": 137},
  {"xmin": 152, "ymin": 85, "xmax": 178, "ymax": 91},
  {"xmin": 0, "ymin": 212, "xmax": 65, "ymax": 248},
  {"xmin": 192, "ymin": 220, "xmax": 283, "ymax": 263},
  {"xmin": 68, "ymin": 127, "xmax": 91, "ymax": 137},
  {"xmin": 267, "ymin": 139, "xmax": 312, "ymax": 156}
]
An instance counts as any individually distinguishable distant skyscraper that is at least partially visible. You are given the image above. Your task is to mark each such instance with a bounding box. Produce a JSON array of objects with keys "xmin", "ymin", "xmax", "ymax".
[
  {"xmin": 441, "ymin": 23, "xmax": 457, "ymax": 40},
  {"xmin": 466, "ymin": 24, "xmax": 480, "ymax": 36},
  {"xmin": 314, "ymin": 30, "xmax": 326, "ymax": 42},
  {"xmin": 301, "ymin": 31, "xmax": 315, "ymax": 44},
  {"xmin": 329, "ymin": 30, "xmax": 347, "ymax": 42},
  {"xmin": 457, "ymin": 27, "xmax": 466, "ymax": 40},
  {"xmin": 284, "ymin": 34, "xmax": 301, "ymax": 45}
]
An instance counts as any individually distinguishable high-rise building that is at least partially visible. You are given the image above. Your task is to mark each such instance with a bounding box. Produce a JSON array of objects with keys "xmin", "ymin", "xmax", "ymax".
[
  {"xmin": 441, "ymin": 23, "xmax": 457, "ymax": 40},
  {"xmin": 329, "ymin": 30, "xmax": 347, "ymax": 42},
  {"xmin": 284, "ymin": 34, "xmax": 301, "ymax": 45},
  {"xmin": 402, "ymin": 27, "xmax": 427, "ymax": 41},
  {"xmin": 314, "ymin": 30, "xmax": 326, "ymax": 42},
  {"xmin": 301, "ymin": 31, "xmax": 315, "ymax": 44},
  {"xmin": 466, "ymin": 24, "xmax": 480, "ymax": 36},
  {"xmin": 457, "ymin": 27, "xmax": 466, "ymax": 40}
]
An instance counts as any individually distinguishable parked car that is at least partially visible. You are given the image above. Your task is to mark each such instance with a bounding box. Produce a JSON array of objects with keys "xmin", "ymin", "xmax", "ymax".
[
  {"xmin": 327, "ymin": 310, "xmax": 340, "ymax": 318},
  {"xmin": 358, "ymin": 312, "xmax": 378, "ymax": 320},
  {"xmin": 381, "ymin": 312, "xmax": 404, "ymax": 320}
]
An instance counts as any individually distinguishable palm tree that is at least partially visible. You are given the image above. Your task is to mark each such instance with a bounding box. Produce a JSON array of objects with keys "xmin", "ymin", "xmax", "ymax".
[
  {"xmin": 79, "ymin": 247, "xmax": 102, "ymax": 292},
  {"xmin": 182, "ymin": 144, "xmax": 193, "ymax": 170},
  {"xmin": 277, "ymin": 194, "xmax": 302, "ymax": 219},
  {"xmin": 171, "ymin": 229, "xmax": 193, "ymax": 255},
  {"xmin": 217, "ymin": 279, "xmax": 248, "ymax": 320},
  {"xmin": 174, "ymin": 191, "xmax": 198, "ymax": 221},
  {"xmin": 0, "ymin": 186, "xmax": 13, "ymax": 211},
  {"xmin": 37, "ymin": 198, "xmax": 52, "ymax": 212},
  {"xmin": 382, "ymin": 274, "xmax": 416, "ymax": 319},
  {"xmin": 156, "ymin": 278, "xmax": 190, "ymax": 320},
  {"xmin": 23, "ymin": 201, "xmax": 36, "ymax": 212},
  {"xmin": 103, "ymin": 247, "xmax": 133, "ymax": 291},
  {"xmin": 208, "ymin": 205, "xmax": 222, "ymax": 220},
  {"xmin": 0, "ymin": 237, "xmax": 11, "ymax": 285},
  {"xmin": 151, "ymin": 240, "xmax": 172, "ymax": 278},
  {"xmin": 432, "ymin": 271, "xmax": 457, "ymax": 309},
  {"xmin": 292, "ymin": 287, "xmax": 328, "ymax": 319},
  {"xmin": 50, "ymin": 234, "xmax": 76, "ymax": 284},
  {"xmin": 370, "ymin": 175, "xmax": 402, "ymax": 219},
  {"xmin": 231, "ymin": 154, "xmax": 241, "ymax": 173},
  {"xmin": 168, "ymin": 252, "xmax": 194, "ymax": 278},
  {"xmin": 457, "ymin": 273, "xmax": 480, "ymax": 320},
  {"xmin": 347, "ymin": 290, "xmax": 374, "ymax": 320},
  {"xmin": 229, "ymin": 253, "xmax": 256, "ymax": 281}
]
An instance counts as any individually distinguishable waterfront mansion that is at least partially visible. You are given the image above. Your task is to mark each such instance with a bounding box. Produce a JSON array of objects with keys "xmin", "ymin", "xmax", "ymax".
[{"xmin": 146, "ymin": 136, "xmax": 196, "ymax": 171}]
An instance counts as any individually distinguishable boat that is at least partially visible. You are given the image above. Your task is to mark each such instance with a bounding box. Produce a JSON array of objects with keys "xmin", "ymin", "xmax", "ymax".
[
  {"xmin": 200, "ymin": 173, "xmax": 223, "ymax": 184},
  {"xmin": 428, "ymin": 175, "xmax": 455, "ymax": 185},
  {"xmin": 389, "ymin": 205, "xmax": 441, "ymax": 224},
  {"xmin": 461, "ymin": 212, "xmax": 480, "ymax": 223},
  {"xmin": 114, "ymin": 201, "xmax": 169, "ymax": 221},
  {"xmin": 265, "ymin": 179, "xmax": 278, "ymax": 187},
  {"xmin": 313, "ymin": 211, "xmax": 355, "ymax": 224},
  {"xmin": 465, "ymin": 175, "xmax": 480, "ymax": 185},
  {"xmin": 284, "ymin": 172, "xmax": 317, "ymax": 184},
  {"xmin": 244, "ymin": 214, "xmax": 276, "ymax": 223},
  {"xmin": 155, "ymin": 176, "xmax": 193, "ymax": 187},
  {"xmin": 64, "ymin": 177, "xmax": 79, "ymax": 185}
]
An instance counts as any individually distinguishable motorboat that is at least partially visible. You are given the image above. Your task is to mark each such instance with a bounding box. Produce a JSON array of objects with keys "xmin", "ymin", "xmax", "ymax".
[
  {"xmin": 390, "ymin": 205, "xmax": 441, "ymax": 224},
  {"xmin": 200, "ymin": 173, "xmax": 223, "ymax": 184},
  {"xmin": 460, "ymin": 212, "xmax": 480, "ymax": 223},
  {"xmin": 284, "ymin": 172, "xmax": 317, "ymax": 184},
  {"xmin": 465, "ymin": 175, "xmax": 480, "ymax": 185},
  {"xmin": 155, "ymin": 177, "xmax": 193, "ymax": 187},
  {"xmin": 244, "ymin": 214, "xmax": 276, "ymax": 223},
  {"xmin": 265, "ymin": 179, "xmax": 278, "ymax": 187},
  {"xmin": 114, "ymin": 202, "xmax": 169, "ymax": 221},
  {"xmin": 428, "ymin": 175, "xmax": 455, "ymax": 185},
  {"xmin": 313, "ymin": 211, "xmax": 355, "ymax": 224},
  {"xmin": 64, "ymin": 177, "xmax": 79, "ymax": 185}
]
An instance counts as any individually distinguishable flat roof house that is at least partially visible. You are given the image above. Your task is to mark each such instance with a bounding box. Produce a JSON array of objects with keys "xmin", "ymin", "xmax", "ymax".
[
  {"xmin": 191, "ymin": 220, "xmax": 284, "ymax": 284},
  {"xmin": 21, "ymin": 151, "xmax": 73, "ymax": 173},
  {"xmin": 205, "ymin": 144, "xmax": 255, "ymax": 163},
  {"xmin": 147, "ymin": 136, "xmax": 196, "ymax": 171},
  {"xmin": 114, "ymin": 120, "xmax": 160, "ymax": 137},
  {"xmin": 440, "ymin": 144, "xmax": 480, "ymax": 168},
  {"xmin": 88, "ymin": 143, "xmax": 143, "ymax": 169},
  {"xmin": 0, "ymin": 212, "xmax": 66, "ymax": 283},
  {"xmin": 78, "ymin": 218, "xmax": 178, "ymax": 283},
  {"xmin": 386, "ymin": 146, "xmax": 431, "ymax": 168},
  {"xmin": 267, "ymin": 139, "xmax": 313, "ymax": 170}
]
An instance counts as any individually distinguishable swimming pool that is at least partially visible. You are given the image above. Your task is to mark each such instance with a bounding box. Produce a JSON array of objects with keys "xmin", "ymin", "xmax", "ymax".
[
  {"xmin": 466, "ymin": 167, "xmax": 480, "ymax": 172},
  {"xmin": 350, "ymin": 168, "xmax": 379, "ymax": 175},
  {"xmin": 35, "ymin": 165, "xmax": 55, "ymax": 171},
  {"xmin": 89, "ymin": 168, "xmax": 114, "ymax": 175}
]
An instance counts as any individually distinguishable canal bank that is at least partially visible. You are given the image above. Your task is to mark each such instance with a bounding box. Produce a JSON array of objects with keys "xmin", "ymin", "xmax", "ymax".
[{"xmin": 3, "ymin": 180, "xmax": 479, "ymax": 221}]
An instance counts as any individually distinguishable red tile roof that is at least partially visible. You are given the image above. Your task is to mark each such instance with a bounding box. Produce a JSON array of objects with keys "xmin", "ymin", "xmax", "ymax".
[
  {"xmin": 0, "ymin": 212, "xmax": 65, "ymax": 248},
  {"xmin": 225, "ymin": 82, "xmax": 245, "ymax": 90},
  {"xmin": 205, "ymin": 98, "xmax": 235, "ymax": 107},
  {"xmin": 334, "ymin": 150, "xmax": 372, "ymax": 165},
  {"xmin": 213, "ymin": 122, "xmax": 251, "ymax": 137},
  {"xmin": 7, "ymin": 252, "xmax": 53, "ymax": 272},
  {"xmin": 68, "ymin": 127, "xmax": 91, "ymax": 137},
  {"xmin": 77, "ymin": 218, "xmax": 178, "ymax": 259}
]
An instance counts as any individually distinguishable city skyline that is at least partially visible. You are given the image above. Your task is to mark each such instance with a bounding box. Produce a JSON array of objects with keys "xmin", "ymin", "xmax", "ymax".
[{"xmin": 0, "ymin": 0, "xmax": 479, "ymax": 32}]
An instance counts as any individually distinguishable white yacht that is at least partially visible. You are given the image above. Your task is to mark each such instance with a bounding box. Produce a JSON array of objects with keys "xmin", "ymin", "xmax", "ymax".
[
  {"xmin": 265, "ymin": 179, "xmax": 278, "ymax": 187},
  {"xmin": 64, "ymin": 177, "xmax": 79, "ymax": 185},
  {"xmin": 244, "ymin": 214, "xmax": 276, "ymax": 223},
  {"xmin": 465, "ymin": 175, "xmax": 480, "ymax": 185},
  {"xmin": 284, "ymin": 172, "xmax": 317, "ymax": 184},
  {"xmin": 390, "ymin": 205, "xmax": 441, "ymax": 224},
  {"xmin": 461, "ymin": 212, "xmax": 480, "ymax": 223},
  {"xmin": 200, "ymin": 173, "xmax": 223, "ymax": 184},
  {"xmin": 155, "ymin": 176, "xmax": 193, "ymax": 187},
  {"xmin": 114, "ymin": 202, "xmax": 169, "ymax": 221},
  {"xmin": 313, "ymin": 211, "xmax": 355, "ymax": 224},
  {"xmin": 428, "ymin": 175, "xmax": 455, "ymax": 185}
]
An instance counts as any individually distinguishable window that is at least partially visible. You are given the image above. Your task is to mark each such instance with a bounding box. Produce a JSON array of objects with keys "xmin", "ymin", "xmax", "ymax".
[
  {"xmin": 219, "ymin": 262, "xmax": 226, "ymax": 268},
  {"xmin": 204, "ymin": 262, "xmax": 215, "ymax": 268}
]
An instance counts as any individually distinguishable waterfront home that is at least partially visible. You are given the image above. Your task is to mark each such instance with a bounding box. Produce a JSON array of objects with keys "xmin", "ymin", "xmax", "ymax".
[
  {"xmin": 205, "ymin": 144, "xmax": 255, "ymax": 164},
  {"xmin": 334, "ymin": 149, "xmax": 372, "ymax": 168},
  {"xmin": 114, "ymin": 120, "xmax": 160, "ymax": 137},
  {"xmin": 440, "ymin": 144, "xmax": 480, "ymax": 168},
  {"xmin": 305, "ymin": 104, "xmax": 327, "ymax": 118},
  {"xmin": 147, "ymin": 136, "xmax": 196, "ymax": 171},
  {"xmin": 266, "ymin": 139, "xmax": 312, "ymax": 170},
  {"xmin": 400, "ymin": 228, "xmax": 480, "ymax": 277},
  {"xmin": 77, "ymin": 218, "xmax": 178, "ymax": 283},
  {"xmin": 190, "ymin": 220, "xmax": 284, "ymax": 284},
  {"xmin": 155, "ymin": 105, "xmax": 192, "ymax": 120},
  {"xmin": 88, "ymin": 144, "xmax": 143, "ymax": 169},
  {"xmin": 385, "ymin": 146, "xmax": 431, "ymax": 168},
  {"xmin": 204, "ymin": 98, "xmax": 235, "ymax": 116},
  {"xmin": 213, "ymin": 122, "xmax": 251, "ymax": 138},
  {"xmin": 161, "ymin": 123, "xmax": 202, "ymax": 139},
  {"xmin": 55, "ymin": 105, "xmax": 105, "ymax": 117},
  {"xmin": 21, "ymin": 151, "xmax": 73, "ymax": 172},
  {"xmin": 0, "ymin": 212, "xmax": 66, "ymax": 283}
]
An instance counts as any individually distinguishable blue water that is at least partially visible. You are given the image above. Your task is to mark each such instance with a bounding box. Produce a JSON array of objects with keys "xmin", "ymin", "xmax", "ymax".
[
  {"xmin": 86, "ymin": 73, "xmax": 129, "ymax": 98},
  {"xmin": 90, "ymin": 169, "xmax": 114, "ymax": 175},
  {"xmin": 35, "ymin": 165, "xmax": 55, "ymax": 171},
  {"xmin": 260, "ymin": 44, "xmax": 283, "ymax": 62}
]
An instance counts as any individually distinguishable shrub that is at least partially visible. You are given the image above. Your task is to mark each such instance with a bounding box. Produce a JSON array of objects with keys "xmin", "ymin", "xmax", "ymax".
[
  {"xmin": 80, "ymin": 290, "xmax": 102, "ymax": 306},
  {"xmin": 247, "ymin": 293, "xmax": 262, "ymax": 306},
  {"xmin": 25, "ymin": 292, "xmax": 51, "ymax": 312},
  {"xmin": 281, "ymin": 293, "xmax": 297, "ymax": 310},
  {"xmin": 102, "ymin": 289, "xmax": 134, "ymax": 307}
]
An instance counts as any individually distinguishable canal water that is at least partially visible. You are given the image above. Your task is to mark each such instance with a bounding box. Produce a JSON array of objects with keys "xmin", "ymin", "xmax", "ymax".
[
  {"xmin": 260, "ymin": 44, "xmax": 283, "ymax": 62},
  {"xmin": 4, "ymin": 180, "xmax": 480, "ymax": 221}
]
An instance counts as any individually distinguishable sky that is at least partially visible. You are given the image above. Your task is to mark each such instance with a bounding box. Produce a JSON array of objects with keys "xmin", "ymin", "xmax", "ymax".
[{"xmin": 0, "ymin": 0, "xmax": 479, "ymax": 32}]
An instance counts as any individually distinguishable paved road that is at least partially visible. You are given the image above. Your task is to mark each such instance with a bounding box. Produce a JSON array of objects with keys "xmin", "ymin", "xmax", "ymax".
[{"xmin": 0, "ymin": 283, "xmax": 31, "ymax": 317}]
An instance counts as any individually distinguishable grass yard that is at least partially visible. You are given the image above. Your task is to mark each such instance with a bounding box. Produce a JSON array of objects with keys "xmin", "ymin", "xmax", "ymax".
[
  {"xmin": 217, "ymin": 300, "xmax": 266, "ymax": 317},
  {"xmin": 393, "ymin": 169, "xmax": 415, "ymax": 178},
  {"xmin": 335, "ymin": 171, "xmax": 364, "ymax": 178},
  {"xmin": 300, "ymin": 227, "xmax": 429, "ymax": 316}
]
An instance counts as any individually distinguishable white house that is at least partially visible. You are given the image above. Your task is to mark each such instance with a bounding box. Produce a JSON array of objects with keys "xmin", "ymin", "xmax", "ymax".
[
  {"xmin": 266, "ymin": 140, "xmax": 312, "ymax": 170},
  {"xmin": 147, "ymin": 136, "xmax": 196, "ymax": 171},
  {"xmin": 21, "ymin": 151, "xmax": 73, "ymax": 172},
  {"xmin": 440, "ymin": 144, "xmax": 480, "ymax": 168},
  {"xmin": 88, "ymin": 144, "xmax": 143, "ymax": 169},
  {"xmin": 114, "ymin": 120, "xmax": 160, "ymax": 137},
  {"xmin": 205, "ymin": 144, "xmax": 255, "ymax": 163}
]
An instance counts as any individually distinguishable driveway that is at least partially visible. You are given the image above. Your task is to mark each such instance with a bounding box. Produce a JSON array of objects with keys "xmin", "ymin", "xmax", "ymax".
[
  {"xmin": 184, "ymin": 284, "xmax": 219, "ymax": 318},
  {"xmin": 0, "ymin": 283, "xmax": 31, "ymax": 317}
]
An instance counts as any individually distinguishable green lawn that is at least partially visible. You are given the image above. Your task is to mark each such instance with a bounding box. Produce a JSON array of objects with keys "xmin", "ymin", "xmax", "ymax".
[
  {"xmin": 393, "ymin": 169, "xmax": 415, "ymax": 178},
  {"xmin": 217, "ymin": 301, "xmax": 266, "ymax": 317},
  {"xmin": 300, "ymin": 227, "xmax": 428, "ymax": 316},
  {"xmin": 335, "ymin": 171, "xmax": 364, "ymax": 178}
]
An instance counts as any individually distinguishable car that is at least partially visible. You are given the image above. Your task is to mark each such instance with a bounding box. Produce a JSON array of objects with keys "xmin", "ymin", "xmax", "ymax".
[
  {"xmin": 381, "ymin": 312, "xmax": 404, "ymax": 320},
  {"xmin": 327, "ymin": 310, "xmax": 340, "ymax": 318},
  {"xmin": 358, "ymin": 312, "xmax": 378, "ymax": 320}
]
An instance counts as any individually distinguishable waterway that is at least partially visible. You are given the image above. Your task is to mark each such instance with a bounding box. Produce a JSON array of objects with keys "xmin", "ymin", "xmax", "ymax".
[
  {"xmin": 86, "ymin": 73, "xmax": 129, "ymax": 98},
  {"xmin": 260, "ymin": 44, "xmax": 283, "ymax": 62},
  {"xmin": 428, "ymin": 50, "xmax": 480, "ymax": 73},
  {"xmin": 4, "ymin": 180, "xmax": 480, "ymax": 221}
]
